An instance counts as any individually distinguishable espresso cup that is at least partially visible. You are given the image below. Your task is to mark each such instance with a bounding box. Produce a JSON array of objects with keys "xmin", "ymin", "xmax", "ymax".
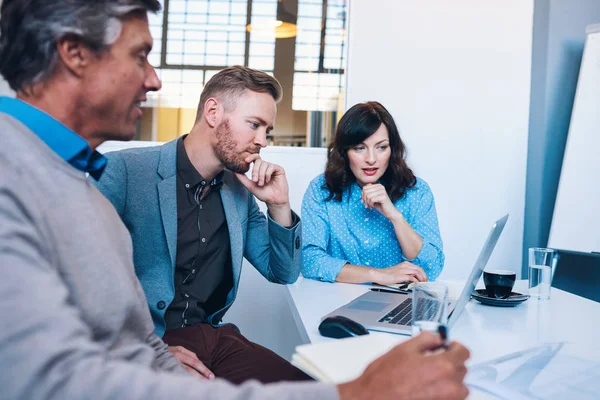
[{"xmin": 483, "ymin": 270, "xmax": 516, "ymax": 299}]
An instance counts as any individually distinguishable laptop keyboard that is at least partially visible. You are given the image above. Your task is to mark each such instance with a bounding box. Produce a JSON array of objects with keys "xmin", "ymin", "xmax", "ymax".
[
  {"xmin": 378, "ymin": 298, "xmax": 439, "ymax": 325},
  {"xmin": 378, "ymin": 298, "xmax": 413, "ymax": 325}
]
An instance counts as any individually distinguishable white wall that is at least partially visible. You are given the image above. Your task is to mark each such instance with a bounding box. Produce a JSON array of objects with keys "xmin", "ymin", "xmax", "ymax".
[{"xmin": 346, "ymin": 0, "xmax": 534, "ymax": 278}]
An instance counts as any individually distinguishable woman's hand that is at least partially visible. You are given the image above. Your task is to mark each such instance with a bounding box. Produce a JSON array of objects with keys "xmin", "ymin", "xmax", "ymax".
[
  {"xmin": 361, "ymin": 183, "xmax": 402, "ymax": 221},
  {"xmin": 371, "ymin": 261, "xmax": 428, "ymax": 286}
]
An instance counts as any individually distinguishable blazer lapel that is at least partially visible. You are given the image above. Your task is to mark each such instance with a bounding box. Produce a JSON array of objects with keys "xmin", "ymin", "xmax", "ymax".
[
  {"xmin": 221, "ymin": 175, "xmax": 244, "ymax": 291},
  {"xmin": 157, "ymin": 140, "xmax": 179, "ymax": 269}
]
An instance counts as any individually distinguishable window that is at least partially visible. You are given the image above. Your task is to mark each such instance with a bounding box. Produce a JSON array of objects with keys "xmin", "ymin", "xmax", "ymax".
[
  {"xmin": 293, "ymin": 0, "xmax": 346, "ymax": 112},
  {"xmin": 139, "ymin": 0, "xmax": 347, "ymax": 147}
]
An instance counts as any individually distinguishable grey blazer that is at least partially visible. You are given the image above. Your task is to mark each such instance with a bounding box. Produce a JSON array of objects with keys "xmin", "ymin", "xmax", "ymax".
[{"xmin": 93, "ymin": 138, "xmax": 302, "ymax": 337}]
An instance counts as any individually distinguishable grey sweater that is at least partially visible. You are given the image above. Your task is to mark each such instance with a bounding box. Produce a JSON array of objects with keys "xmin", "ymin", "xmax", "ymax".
[{"xmin": 0, "ymin": 113, "xmax": 338, "ymax": 400}]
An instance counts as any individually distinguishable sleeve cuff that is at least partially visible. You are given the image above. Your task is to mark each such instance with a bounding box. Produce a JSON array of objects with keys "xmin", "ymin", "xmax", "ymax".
[
  {"xmin": 414, "ymin": 242, "xmax": 443, "ymax": 280},
  {"xmin": 322, "ymin": 259, "xmax": 349, "ymax": 282},
  {"xmin": 267, "ymin": 209, "xmax": 300, "ymax": 230}
]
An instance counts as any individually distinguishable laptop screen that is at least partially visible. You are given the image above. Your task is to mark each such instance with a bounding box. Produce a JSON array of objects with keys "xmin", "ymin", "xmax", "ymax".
[{"xmin": 447, "ymin": 214, "xmax": 509, "ymax": 327}]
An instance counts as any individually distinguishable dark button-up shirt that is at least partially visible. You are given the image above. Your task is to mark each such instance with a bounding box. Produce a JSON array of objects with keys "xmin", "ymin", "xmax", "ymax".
[{"xmin": 164, "ymin": 136, "xmax": 232, "ymax": 330}]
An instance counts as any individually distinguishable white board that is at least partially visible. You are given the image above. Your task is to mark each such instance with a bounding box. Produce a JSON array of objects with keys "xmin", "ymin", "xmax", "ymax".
[{"xmin": 548, "ymin": 25, "xmax": 600, "ymax": 253}]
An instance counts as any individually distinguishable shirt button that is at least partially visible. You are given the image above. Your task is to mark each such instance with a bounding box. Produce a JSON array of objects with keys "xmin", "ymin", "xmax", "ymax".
[
  {"xmin": 201, "ymin": 238, "xmax": 206, "ymax": 243},
  {"xmin": 201, "ymin": 180, "xmax": 206, "ymax": 186},
  {"xmin": 157, "ymin": 300, "xmax": 166, "ymax": 310},
  {"xmin": 185, "ymin": 183, "xmax": 190, "ymax": 188}
]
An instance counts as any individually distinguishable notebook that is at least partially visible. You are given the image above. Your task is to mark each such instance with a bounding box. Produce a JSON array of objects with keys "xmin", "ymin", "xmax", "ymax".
[{"xmin": 291, "ymin": 333, "xmax": 407, "ymax": 383}]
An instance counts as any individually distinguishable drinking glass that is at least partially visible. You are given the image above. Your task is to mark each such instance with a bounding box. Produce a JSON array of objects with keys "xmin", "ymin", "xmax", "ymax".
[
  {"xmin": 528, "ymin": 247, "xmax": 555, "ymax": 301},
  {"xmin": 411, "ymin": 282, "xmax": 448, "ymax": 336}
]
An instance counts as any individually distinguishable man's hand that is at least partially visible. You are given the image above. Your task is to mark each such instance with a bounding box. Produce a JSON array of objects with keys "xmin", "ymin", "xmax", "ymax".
[
  {"xmin": 361, "ymin": 183, "xmax": 400, "ymax": 221},
  {"xmin": 235, "ymin": 154, "xmax": 292, "ymax": 226},
  {"xmin": 235, "ymin": 154, "xmax": 289, "ymax": 205},
  {"xmin": 371, "ymin": 261, "xmax": 428, "ymax": 285},
  {"xmin": 338, "ymin": 332, "xmax": 470, "ymax": 400},
  {"xmin": 168, "ymin": 345, "xmax": 215, "ymax": 380}
]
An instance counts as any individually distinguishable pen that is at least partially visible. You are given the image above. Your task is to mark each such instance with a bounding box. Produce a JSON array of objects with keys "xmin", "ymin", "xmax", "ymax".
[
  {"xmin": 370, "ymin": 288, "xmax": 411, "ymax": 295},
  {"xmin": 438, "ymin": 324, "xmax": 450, "ymax": 349}
]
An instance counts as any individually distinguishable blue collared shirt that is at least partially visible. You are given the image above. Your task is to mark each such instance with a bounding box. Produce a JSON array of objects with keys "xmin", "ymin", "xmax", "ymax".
[
  {"xmin": 301, "ymin": 174, "xmax": 445, "ymax": 282},
  {"xmin": 0, "ymin": 96, "xmax": 107, "ymax": 179}
]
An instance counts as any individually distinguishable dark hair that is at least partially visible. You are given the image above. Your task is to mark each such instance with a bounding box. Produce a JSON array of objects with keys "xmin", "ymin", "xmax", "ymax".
[
  {"xmin": 324, "ymin": 101, "xmax": 417, "ymax": 202},
  {"xmin": 0, "ymin": 0, "xmax": 161, "ymax": 93},
  {"xmin": 196, "ymin": 65, "xmax": 283, "ymax": 118}
]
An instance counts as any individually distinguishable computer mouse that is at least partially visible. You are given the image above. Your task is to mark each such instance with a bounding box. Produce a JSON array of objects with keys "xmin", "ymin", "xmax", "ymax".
[{"xmin": 318, "ymin": 315, "xmax": 370, "ymax": 339}]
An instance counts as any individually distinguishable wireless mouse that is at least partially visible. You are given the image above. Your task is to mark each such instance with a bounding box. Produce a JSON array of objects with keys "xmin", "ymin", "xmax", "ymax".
[{"xmin": 318, "ymin": 315, "xmax": 370, "ymax": 339}]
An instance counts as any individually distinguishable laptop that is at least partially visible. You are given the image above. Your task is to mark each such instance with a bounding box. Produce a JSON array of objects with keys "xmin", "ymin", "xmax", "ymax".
[{"xmin": 322, "ymin": 214, "xmax": 509, "ymax": 335}]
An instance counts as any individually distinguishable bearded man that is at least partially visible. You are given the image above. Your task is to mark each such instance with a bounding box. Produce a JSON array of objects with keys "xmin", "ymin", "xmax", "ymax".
[{"xmin": 94, "ymin": 65, "xmax": 309, "ymax": 384}]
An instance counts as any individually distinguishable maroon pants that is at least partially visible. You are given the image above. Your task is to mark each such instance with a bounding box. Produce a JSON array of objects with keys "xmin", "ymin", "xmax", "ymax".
[{"xmin": 163, "ymin": 324, "xmax": 312, "ymax": 384}]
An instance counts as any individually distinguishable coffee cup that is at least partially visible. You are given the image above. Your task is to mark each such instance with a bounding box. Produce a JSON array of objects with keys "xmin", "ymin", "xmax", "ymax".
[{"xmin": 483, "ymin": 270, "xmax": 516, "ymax": 299}]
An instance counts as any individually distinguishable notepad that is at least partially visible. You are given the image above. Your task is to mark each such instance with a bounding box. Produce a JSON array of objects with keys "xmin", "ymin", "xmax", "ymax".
[{"xmin": 291, "ymin": 333, "xmax": 408, "ymax": 383}]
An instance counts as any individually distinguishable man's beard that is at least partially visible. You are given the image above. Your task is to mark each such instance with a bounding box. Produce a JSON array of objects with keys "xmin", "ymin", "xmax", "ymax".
[{"xmin": 214, "ymin": 119, "xmax": 260, "ymax": 173}]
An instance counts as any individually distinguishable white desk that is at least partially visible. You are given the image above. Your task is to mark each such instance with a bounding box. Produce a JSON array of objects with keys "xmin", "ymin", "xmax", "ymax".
[{"xmin": 285, "ymin": 278, "xmax": 600, "ymax": 366}]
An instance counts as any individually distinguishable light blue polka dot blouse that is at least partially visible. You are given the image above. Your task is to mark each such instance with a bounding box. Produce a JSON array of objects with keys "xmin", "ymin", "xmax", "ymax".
[{"xmin": 301, "ymin": 174, "xmax": 444, "ymax": 282}]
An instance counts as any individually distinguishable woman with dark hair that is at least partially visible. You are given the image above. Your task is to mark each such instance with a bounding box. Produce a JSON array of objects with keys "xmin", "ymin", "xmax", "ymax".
[{"xmin": 301, "ymin": 101, "xmax": 444, "ymax": 285}]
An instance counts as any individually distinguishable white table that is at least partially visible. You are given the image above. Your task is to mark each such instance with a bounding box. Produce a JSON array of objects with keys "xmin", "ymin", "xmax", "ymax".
[{"xmin": 285, "ymin": 278, "xmax": 600, "ymax": 366}]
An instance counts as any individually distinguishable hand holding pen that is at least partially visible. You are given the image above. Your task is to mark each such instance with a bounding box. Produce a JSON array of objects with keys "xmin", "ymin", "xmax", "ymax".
[{"xmin": 438, "ymin": 324, "xmax": 450, "ymax": 349}]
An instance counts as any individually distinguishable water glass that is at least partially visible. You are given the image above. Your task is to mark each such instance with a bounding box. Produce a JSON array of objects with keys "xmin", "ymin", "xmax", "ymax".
[
  {"xmin": 411, "ymin": 282, "xmax": 448, "ymax": 336},
  {"xmin": 528, "ymin": 247, "xmax": 555, "ymax": 301}
]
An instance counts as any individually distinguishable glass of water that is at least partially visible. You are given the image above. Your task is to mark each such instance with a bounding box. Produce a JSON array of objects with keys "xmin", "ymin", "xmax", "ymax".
[
  {"xmin": 411, "ymin": 282, "xmax": 448, "ymax": 336},
  {"xmin": 528, "ymin": 247, "xmax": 555, "ymax": 301}
]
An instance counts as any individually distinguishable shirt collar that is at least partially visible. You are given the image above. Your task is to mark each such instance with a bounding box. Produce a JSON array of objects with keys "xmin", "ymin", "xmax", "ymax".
[
  {"xmin": 177, "ymin": 134, "xmax": 223, "ymax": 190},
  {"xmin": 0, "ymin": 96, "xmax": 107, "ymax": 179}
]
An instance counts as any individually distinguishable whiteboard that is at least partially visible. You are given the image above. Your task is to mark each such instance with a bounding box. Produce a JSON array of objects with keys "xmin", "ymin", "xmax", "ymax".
[{"xmin": 548, "ymin": 25, "xmax": 600, "ymax": 253}]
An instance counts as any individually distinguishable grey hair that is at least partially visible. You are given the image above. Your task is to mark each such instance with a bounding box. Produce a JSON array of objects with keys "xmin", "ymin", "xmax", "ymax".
[{"xmin": 0, "ymin": 0, "xmax": 161, "ymax": 93}]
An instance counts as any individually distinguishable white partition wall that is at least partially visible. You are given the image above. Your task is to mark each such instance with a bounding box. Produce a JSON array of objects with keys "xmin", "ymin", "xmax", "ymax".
[{"xmin": 346, "ymin": 0, "xmax": 534, "ymax": 278}]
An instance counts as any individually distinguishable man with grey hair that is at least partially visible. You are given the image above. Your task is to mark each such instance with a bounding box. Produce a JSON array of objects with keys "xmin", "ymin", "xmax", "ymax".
[{"xmin": 0, "ymin": 0, "xmax": 471, "ymax": 399}]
